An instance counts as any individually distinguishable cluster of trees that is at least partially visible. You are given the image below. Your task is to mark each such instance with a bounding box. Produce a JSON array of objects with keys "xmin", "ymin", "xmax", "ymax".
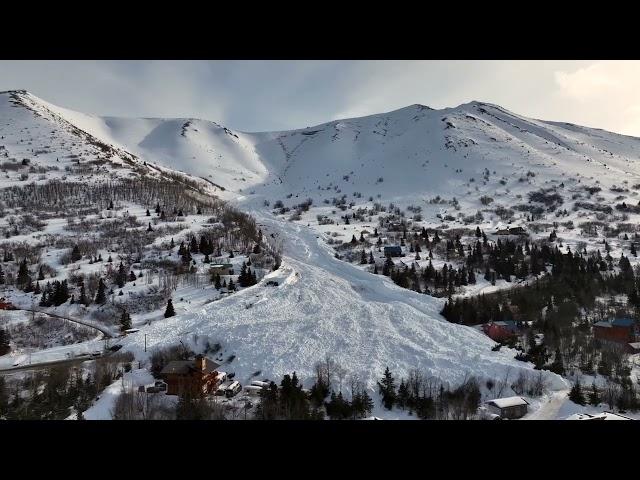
[
  {"xmin": 0, "ymin": 352, "xmax": 133, "ymax": 420},
  {"xmin": 255, "ymin": 372, "xmax": 321, "ymax": 420},
  {"xmin": 237, "ymin": 262, "xmax": 258, "ymax": 288},
  {"xmin": 381, "ymin": 257, "xmax": 476, "ymax": 296},
  {"xmin": 569, "ymin": 376, "xmax": 640, "ymax": 412},
  {"xmin": 38, "ymin": 280, "xmax": 71, "ymax": 307},
  {"xmin": 378, "ymin": 367, "xmax": 484, "ymax": 420}
]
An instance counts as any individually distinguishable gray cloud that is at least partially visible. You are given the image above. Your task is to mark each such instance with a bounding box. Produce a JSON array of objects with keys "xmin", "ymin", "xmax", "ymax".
[{"xmin": 0, "ymin": 60, "xmax": 637, "ymax": 135}]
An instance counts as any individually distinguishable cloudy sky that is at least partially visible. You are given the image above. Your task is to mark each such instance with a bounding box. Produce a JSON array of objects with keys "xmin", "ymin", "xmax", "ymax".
[{"xmin": 1, "ymin": 60, "xmax": 640, "ymax": 135}]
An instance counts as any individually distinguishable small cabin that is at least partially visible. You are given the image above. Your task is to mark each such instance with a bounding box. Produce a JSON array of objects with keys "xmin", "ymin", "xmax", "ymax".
[
  {"xmin": 486, "ymin": 396, "xmax": 529, "ymax": 419},
  {"xmin": 210, "ymin": 263, "xmax": 234, "ymax": 276},
  {"xmin": 482, "ymin": 321, "xmax": 519, "ymax": 342},
  {"xmin": 495, "ymin": 226, "xmax": 527, "ymax": 236},
  {"xmin": 384, "ymin": 246, "xmax": 403, "ymax": 257}
]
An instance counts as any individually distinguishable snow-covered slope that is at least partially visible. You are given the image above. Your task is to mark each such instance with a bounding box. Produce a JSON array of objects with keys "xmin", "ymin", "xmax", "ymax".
[
  {"xmin": 119, "ymin": 209, "xmax": 568, "ymax": 395},
  {"xmin": 23, "ymin": 90, "xmax": 640, "ymax": 209}
]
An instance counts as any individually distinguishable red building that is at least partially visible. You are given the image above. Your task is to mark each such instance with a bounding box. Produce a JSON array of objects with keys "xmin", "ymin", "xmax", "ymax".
[
  {"xmin": 593, "ymin": 318, "xmax": 637, "ymax": 344},
  {"xmin": 0, "ymin": 298, "xmax": 16, "ymax": 310},
  {"xmin": 482, "ymin": 321, "xmax": 518, "ymax": 342},
  {"xmin": 160, "ymin": 354, "xmax": 222, "ymax": 396}
]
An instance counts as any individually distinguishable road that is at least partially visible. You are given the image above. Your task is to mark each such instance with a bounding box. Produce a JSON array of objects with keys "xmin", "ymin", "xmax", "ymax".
[
  {"xmin": 523, "ymin": 389, "xmax": 569, "ymax": 420},
  {"xmin": 0, "ymin": 353, "xmax": 104, "ymax": 374},
  {"xmin": 19, "ymin": 308, "xmax": 114, "ymax": 338}
]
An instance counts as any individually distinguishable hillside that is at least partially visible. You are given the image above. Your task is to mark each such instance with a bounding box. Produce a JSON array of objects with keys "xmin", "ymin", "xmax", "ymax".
[{"xmin": 10, "ymin": 89, "xmax": 640, "ymax": 419}]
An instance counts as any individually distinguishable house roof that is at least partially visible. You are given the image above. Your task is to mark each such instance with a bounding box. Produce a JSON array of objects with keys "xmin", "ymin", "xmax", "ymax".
[
  {"xmin": 594, "ymin": 318, "xmax": 636, "ymax": 328},
  {"xmin": 160, "ymin": 357, "xmax": 221, "ymax": 375},
  {"xmin": 487, "ymin": 396, "xmax": 529, "ymax": 409},
  {"xmin": 593, "ymin": 321, "xmax": 612, "ymax": 328},
  {"xmin": 612, "ymin": 318, "xmax": 635, "ymax": 327}
]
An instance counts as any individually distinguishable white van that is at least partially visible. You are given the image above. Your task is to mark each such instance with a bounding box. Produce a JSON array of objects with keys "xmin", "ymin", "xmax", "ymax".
[
  {"xmin": 225, "ymin": 381, "xmax": 242, "ymax": 398},
  {"xmin": 243, "ymin": 385, "xmax": 264, "ymax": 396},
  {"xmin": 250, "ymin": 380, "xmax": 269, "ymax": 388}
]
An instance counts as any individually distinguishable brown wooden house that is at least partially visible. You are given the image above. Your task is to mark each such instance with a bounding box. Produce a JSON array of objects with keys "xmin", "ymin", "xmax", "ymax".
[{"xmin": 160, "ymin": 354, "xmax": 222, "ymax": 396}]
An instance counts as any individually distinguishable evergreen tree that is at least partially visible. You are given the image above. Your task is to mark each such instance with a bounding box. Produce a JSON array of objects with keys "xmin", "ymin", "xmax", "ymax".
[
  {"xmin": 128, "ymin": 271, "xmax": 137, "ymax": 282},
  {"xmin": 38, "ymin": 265, "xmax": 45, "ymax": 281},
  {"xmin": 377, "ymin": 367, "xmax": 397, "ymax": 410},
  {"xmin": 360, "ymin": 250, "xmax": 367, "ymax": 264},
  {"xmin": 0, "ymin": 328, "xmax": 10, "ymax": 356},
  {"xmin": 569, "ymin": 380, "xmax": 586, "ymax": 406},
  {"xmin": 0, "ymin": 265, "xmax": 4, "ymax": 285},
  {"xmin": 588, "ymin": 383, "xmax": 600, "ymax": 406},
  {"xmin": 116, "ymin": 262, "xmax": 127, "ymax": 288},
  {"xmin": 16, "ymin": 259, "xmax": 31, "ymax": 289},
  {"xmin": 147, "ymin": 222, "xmax": 153, "ymax": 232},
  {"xmin": 79, "ymin": 284, "xmax": 89, "ymax": 306},
  {"xmin": 119, "ymin": 310, "xmax": 132, "ymax": 332},
  {"xmin": 95, "ymin": 279, "xmax": 107, "ymax": 305},
  {"xmin": 190, "ymin": 237, "xmax": 199, "ymax": 254},
  {"xmin": 164, "ymin": 299, "xmax": 176, "ymax": 318}
]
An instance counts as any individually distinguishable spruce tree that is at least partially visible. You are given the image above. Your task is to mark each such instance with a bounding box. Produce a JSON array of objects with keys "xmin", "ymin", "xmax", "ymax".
[
  {"xmin": 95, "ymin": 279, "xmax": 107, "ymax": 305},
  {"xmin": 16, "ymin": 259, "xmax": 30, "ymax": 289},
  {"xmin": 569, "ymin": 380, "xmax": 586, "ymax": 406},
  {"xmin": 377, "ymin": 367, "xmax": 397, "ymax": 410},
  {"xmin": 0, "ymin": 328, "xmax": 11, "ymax": 356},
  {"xmin": 120, "ymin": 310, "xmax": 132, "ymax": 332},
  {"xmin": 71, "ymin": 245, "xmax": 82, "ymax": 262},
  {"xmin": 164, "ymin": 299, "xmax": 176, "ymax": 318},
  {"xmin": 588, "ymin": 383, "xmax": 600, "ymax": 406}
]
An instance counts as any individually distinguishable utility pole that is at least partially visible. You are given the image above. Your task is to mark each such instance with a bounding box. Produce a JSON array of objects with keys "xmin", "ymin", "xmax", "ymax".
[{"xmin": 144, "ymin": 334, "xmax": 147, "ymax": 353}]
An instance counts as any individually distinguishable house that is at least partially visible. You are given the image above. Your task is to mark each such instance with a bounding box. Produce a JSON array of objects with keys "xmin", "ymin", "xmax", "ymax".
[
  {"xmin": 384, "ymin": 246, "xmax": 403, "ymax": 257},
  {"xmin": 0, "ymin": 297, "xmax": 16, "ymax": 310},
  {"xmin": 210, "ymin": 263, "xmax": 234, "ymax": 276},
  {"xmin": 565, "ymin": 411, "xmax": 633, "ymax": 420},
  {"xmin": 486, "ymin": 396, "xmax": 529, "ymax": 419},
  {"xmin": 160, "ymin": 354, "xmax": 222, "ymax": 396},
  {"xmin": 593, "ymin": 318, "xmax": 638, "ymax": 344},
  {"xmin": 495, "ymin": 226, "xmax": 528, "ymax": 236},
  {"xmin": 482, "ymin": 321, "xmax": 519, "ymax": 342}
]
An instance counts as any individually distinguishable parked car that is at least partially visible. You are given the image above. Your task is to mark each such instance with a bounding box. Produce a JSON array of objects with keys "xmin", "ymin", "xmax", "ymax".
[
  {"xmin": 109, "ymin": 344, "xmax": 122, "ymax": 352},
  {"xmin": 225, "ymin": 381, "xmax": 242, "ymax": 398},
  {"xmin": 266, "ymin": 281, "xmax": 279, "ymax": 287}
]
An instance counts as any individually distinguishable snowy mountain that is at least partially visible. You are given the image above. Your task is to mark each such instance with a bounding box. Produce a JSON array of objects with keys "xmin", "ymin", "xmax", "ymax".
[
  {"xmin": 15, "ymin": 88, "xmax": 640, "ymax": 414},
  {"xmin": 17, "ymin": 89, "xmax": 640, "ymax": 211}
]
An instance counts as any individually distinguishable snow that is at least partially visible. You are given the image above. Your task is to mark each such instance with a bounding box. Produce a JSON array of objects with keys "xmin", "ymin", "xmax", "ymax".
[
  {"xmin": 82, "ymin": 368, "xmax": 155, "ymax": 420},
  {"xmin": 487, "ymin": 396, "xmax": 529, "ymax": 408},
  {"xmin": 11, "ymin": 89, "xmax": 640, "ymax": 418},
  {"xmin": 113, "ymin": 209, "xmax": 568, "ymax": 395}
]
